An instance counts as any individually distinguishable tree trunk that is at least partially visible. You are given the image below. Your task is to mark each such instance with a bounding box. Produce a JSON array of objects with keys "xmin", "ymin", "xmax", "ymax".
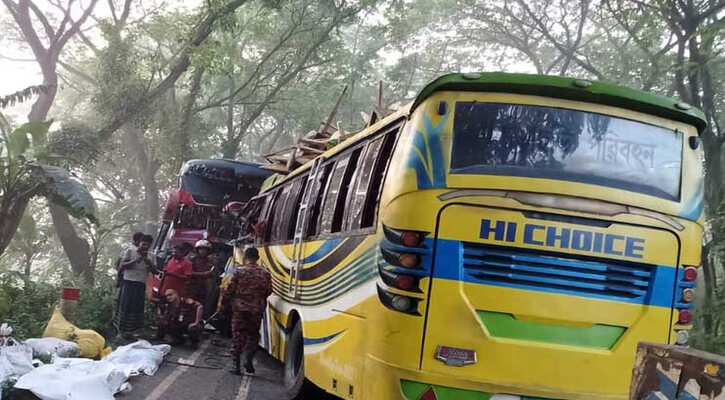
[
  {"xmin": 29, "ymin": 62, "xmax": 96, "ymax": 284},
  {"xmin": 177, "ymin": 67, "xmax": 204, "ymax": 167},
  {"xmin": 28, "ymin": 64, "xmax": 58, "ymax": 123},
  {"xmin": 0, "ymin": 194, "xmax": 32, "ymax": 256},
  {"xmin": 121, "ymin": 124, "xmax": 160, "ymax": 235},
  {"xmin": 701, "ymin": 243, "xmax": 715, "ymax": 333},
  {"xmin": 49, "ymin": 203, "xmax": 93, "ymax": 284}
]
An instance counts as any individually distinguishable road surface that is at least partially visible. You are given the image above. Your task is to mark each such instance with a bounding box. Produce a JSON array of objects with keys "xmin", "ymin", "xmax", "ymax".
[{"xmin": 121, "ymin": 334, "xmax": 337, "ymax": 400}]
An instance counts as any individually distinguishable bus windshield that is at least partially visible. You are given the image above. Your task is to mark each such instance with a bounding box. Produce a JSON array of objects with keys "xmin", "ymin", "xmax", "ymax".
[
  {"xmin": 180, "ymin": 174, "xmax": 262, "ymax": 205},
  {"xmin": 451, "ymin": 102, "xmax": 683, "ymax": 200},
  {"xmin": 179, "ymin": 160, "xmax": 269, "ymax": 205}
]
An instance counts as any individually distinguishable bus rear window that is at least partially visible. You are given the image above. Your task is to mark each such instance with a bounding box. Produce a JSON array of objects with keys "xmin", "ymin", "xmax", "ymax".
[{"xmin": 451, "ymin": 102, "xmax": 683, "ymax": 200}]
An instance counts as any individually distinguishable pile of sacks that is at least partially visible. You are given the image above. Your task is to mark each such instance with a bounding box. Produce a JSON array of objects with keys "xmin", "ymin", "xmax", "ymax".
[{"xmin": 0, "ymin": 311, "xmax": 170, "ymax": 400}]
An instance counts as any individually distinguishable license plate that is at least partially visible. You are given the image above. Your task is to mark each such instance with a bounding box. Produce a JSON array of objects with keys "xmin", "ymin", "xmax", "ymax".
[{"xmin": 434, "ymin": 345, "xmax": 477, "ymax": 366}]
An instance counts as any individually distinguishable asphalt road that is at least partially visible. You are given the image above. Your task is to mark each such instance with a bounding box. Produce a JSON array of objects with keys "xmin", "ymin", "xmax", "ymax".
[{"xmin": 121, "ymin": 334, "xmax": 338, "ymax": 400}]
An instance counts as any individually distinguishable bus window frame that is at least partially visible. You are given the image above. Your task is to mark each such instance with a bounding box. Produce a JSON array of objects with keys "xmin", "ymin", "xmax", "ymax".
[
  {"xmin": 319, "ymin": 155, "xmax": 352, "ymax": 235},
  {"xmin": 285, "ymin": 176, "xmax": 309, "ymax": 241},
  {"xmin": 307, "ymin": 119, "xmax": 404, "ymax": 242},
  {"xmin": 270, "ymin": 183, "xmax": 293, "ymax": 243},
  {"xmin": 343, "ymin": 136, "xmax": 384, "ymax": 231},
  {"xmin": 254, "ymin": 117, "xmax": 405, "ymax": 245},
  {"xmin": 330, "ymin": 147, "xmax": 363, "ymax": 233},
  {"xmin": 262, "ymin": 189, "xmax": 282, "ymax": 243}
]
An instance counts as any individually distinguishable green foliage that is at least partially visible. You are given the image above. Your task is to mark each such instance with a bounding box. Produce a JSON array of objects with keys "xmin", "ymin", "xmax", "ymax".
[
  {"xmin": 32, "ymin": 164, "xmax": 97, "ymax": 224},
  {"xmin": 75, "ymin": 274, "xmax": 116, "ymax": 334},
  {"xmin": 0, "ymin": 119, "xmax": 97, "ymax": 227},
  {"xmin": 0, "ymin": 272, "xmax": 117, "ymax": 340},
  {"xmin": 0, "ymin": 86, "xmax": 51, "ymax": 110},
  {"xmin": 0, "ymin": 273, "xmax": 59, "ymax": 339},
  {"xmin": 45, "ymin": 121, "xmax": 100, "ymax": 169}
]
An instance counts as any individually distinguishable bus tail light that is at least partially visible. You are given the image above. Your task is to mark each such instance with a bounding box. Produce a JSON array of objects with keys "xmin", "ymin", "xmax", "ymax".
[
  {"xmin": 398, "ymin": 253, "xmax": 419, "ymax": 268},
  {"xmin": 394, "ymin": 275, "xmax": 417, "ymax": 291},
  {"xmin": 401, "ymin": 231, "xmax": 421, "ymax": 247},
  {"xmin": 678, "ymin": 309, "xmax": 693, "ymax": 325},
  {"xmin": 383, "ymin": 225, "xmax": 427, "ymax": 247},
  {"xmin": 381, "ymin": 247, "xmax": 421, "ymax": 269},
  {"xmin": 378, "ymin": 265, "xmax": 419, "ymax": 292},
  {"xmin": 682, "ymin": 288, "xmax": 695, "ymax": 303},
  {"xmin": 683, "ymin": 266, "xmax": 698, "ymax": 281}
]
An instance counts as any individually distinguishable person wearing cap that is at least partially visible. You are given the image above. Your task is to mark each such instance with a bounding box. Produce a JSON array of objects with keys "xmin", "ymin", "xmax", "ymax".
[
  {"xmin": 219, "ymin": 247, "xmax": 271, "ymax": 375},
  {"xmin": 189, "ymin": 239, "xmax": 217, "ymax": 319}
]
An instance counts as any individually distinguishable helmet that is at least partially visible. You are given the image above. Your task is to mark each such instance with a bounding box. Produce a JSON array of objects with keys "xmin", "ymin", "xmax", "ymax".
[{"xmin": 194, "ymin": 239, "xmax": 212, "ymax": 249}]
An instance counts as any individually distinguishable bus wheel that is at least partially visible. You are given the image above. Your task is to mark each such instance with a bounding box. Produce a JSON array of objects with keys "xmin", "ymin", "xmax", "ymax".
[
  {"xmin": 284, "ymin": 321, "xmax": 306, "ymax": 397},
  {"xmin": 284, "ymin": 321, "xmax": 321, "ymax": 399}
]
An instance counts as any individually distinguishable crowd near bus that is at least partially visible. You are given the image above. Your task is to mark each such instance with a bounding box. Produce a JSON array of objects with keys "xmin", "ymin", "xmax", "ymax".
[{"xmin": 113, "ymin": 72, "xmax": 706, "ymax": 400}]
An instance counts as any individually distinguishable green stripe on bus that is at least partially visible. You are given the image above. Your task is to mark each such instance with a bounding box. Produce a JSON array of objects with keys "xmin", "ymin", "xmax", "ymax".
[
  {"xmin": 400, "ymin": 380, "xmax": 493, "ymax": 400},
  {"xmin": 411, "ymin": 72, "xmax": 707, "ymax": 133},
  {"xmin": 400, "ymin": 381, "xmax": 554, "ymax": 400},
  {"xmin": 478, "ymin": 311, "xmax": 625, "ymax": 349}
]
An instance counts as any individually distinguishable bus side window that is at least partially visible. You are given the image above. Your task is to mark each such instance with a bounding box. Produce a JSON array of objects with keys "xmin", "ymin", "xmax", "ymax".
[
  {"xmin": 283, "ymin": 177, "xmax": 307, "ymax": 241},
  {"xmin": 263, "ymin": 189, "xmax": 282, "ymax": 244},
  {"xmin": 307, "ymin": 163, "xmax": 333, "ymax": 238},
  {"xmin": 242, "ymin": 198, "xmax": 260, "ymax": 237},
  {"xmin": 271, "ymin": 184, "xmax": 292, "ymax": 244},
  {"xmin": 320, "ymin": 156, "xmax": 351, "ymax": 234},
  {"xmin": 361, "ymin": 128, "xmax": 398, "ymax": 228},
  {"xmin": 330, "ymin": 148, "xmax": 362, "ymax": 233},
  {"xmin": 344, "ymin": 136, "xmax": 385, "ymax": 231}
]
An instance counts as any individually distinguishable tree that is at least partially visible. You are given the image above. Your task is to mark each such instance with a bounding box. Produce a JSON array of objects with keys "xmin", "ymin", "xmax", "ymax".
[
  {"xmin": 0, "ymin": 109, "xmax": 96, "ymax": 261},
  {"xmin": 3, "ymin": 0, "xmax": 255, "ymax": 282}
]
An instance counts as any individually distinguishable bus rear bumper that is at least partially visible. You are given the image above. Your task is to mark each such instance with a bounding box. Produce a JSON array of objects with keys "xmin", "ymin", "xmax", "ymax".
[{"xmin": 363, "ymin": 354, "xmax": 627, "ymax": 400}]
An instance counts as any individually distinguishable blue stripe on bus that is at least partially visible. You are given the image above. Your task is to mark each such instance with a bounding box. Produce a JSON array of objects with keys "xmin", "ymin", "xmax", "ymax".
[
  {"xmin": 303, "ymin": 330, "xmax": 344, "ymax": 345},
  {"xmin": 301, "ymin": 238, "xmax": 344, "ymax": 264},
  {"xmin": 431, "ymin": 238, "xmax": 678, "ymax": 308}
]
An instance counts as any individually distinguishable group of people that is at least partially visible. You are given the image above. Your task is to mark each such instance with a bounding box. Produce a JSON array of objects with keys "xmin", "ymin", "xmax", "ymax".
[{"xmin": 112, "ymin": 232, "xmax": 272, "ymax": 375}]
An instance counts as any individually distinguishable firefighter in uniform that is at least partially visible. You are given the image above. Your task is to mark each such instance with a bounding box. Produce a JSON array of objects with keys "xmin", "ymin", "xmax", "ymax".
[{"xmin": 220, "ymin": 247, "xmax": 272, "ymax": 375}]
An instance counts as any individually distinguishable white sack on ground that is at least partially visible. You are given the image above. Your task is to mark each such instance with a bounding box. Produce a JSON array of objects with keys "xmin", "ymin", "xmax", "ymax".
[
  {"xmin": 13, "ymin": 358, "xmax": 129, "ymax": 400},
  {"xmin": 24, "ymin": 338, "xmax": 80, "ymax": 359},
  {"xmin": 0, "ymin": 342, "xmax": 34, "ymax": 390},
  {"xmin": 103, "ymin": 340, "xmax": 170, "ymax": 377}
]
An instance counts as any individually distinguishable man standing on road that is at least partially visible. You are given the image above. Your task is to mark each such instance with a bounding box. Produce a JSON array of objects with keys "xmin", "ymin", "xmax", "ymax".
[
  {"xmin": 220, "ymin": 247, "xmax": 272, "ymax": 375},
  {"xmin": 160, "ymin": 243, "xmax": 193, "ymax": 297},
  {"xmin": 116, "ymin": 232, "xmax": 144, "ymax": 288},
  {"xmin": 189, "ymin": 239, "xmax": 217, "ymax": 319},
  {"xmin": 114, "ymin": 234, "xmax": 155, "ymax": 341}
]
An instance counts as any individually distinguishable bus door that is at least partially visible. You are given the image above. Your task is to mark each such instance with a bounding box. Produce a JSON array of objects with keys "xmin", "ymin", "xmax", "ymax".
[{"xmin": 420, "ymin": 204, "xmax": 681, "ymax": 395}]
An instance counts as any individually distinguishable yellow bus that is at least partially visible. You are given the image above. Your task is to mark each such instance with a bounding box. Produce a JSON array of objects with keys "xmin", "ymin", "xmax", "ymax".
[{"xmin": 239, "ymin": 72, "xmax": 706, "ymax": 400}]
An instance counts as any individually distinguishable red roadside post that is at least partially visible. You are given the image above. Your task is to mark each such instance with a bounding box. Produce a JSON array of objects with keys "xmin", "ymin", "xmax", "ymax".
[{"xmin": 60, "ymin": 288, "xmax": 80, "ymax": 323}]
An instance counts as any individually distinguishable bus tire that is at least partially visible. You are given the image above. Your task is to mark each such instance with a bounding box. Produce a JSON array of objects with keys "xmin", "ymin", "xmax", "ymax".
[{"xmin": 284, "ymin": 321, "xmax": 320, "ymax": 399}]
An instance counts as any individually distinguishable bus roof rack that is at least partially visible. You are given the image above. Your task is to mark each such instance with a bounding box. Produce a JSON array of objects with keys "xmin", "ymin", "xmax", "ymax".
[{"xmin": 262, "ymin": 82, "xmax": 394, "ymax": 174}]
